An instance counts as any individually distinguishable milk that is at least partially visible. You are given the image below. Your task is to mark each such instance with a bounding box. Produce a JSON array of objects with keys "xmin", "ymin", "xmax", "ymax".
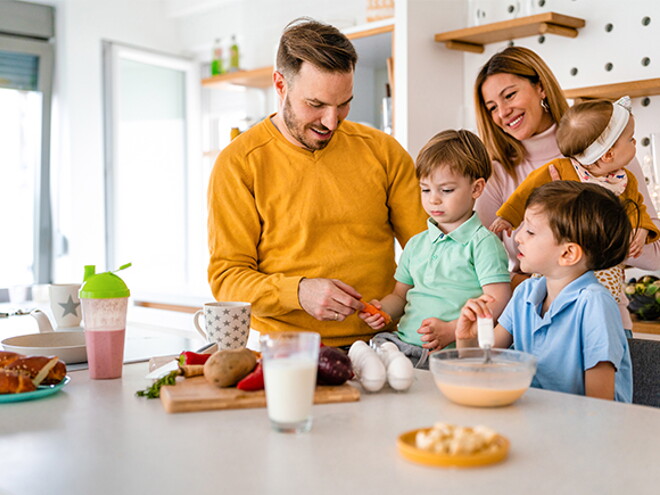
[{"xmin": 263, "ymin": 357, "xmax": 317, "ymax": 423}]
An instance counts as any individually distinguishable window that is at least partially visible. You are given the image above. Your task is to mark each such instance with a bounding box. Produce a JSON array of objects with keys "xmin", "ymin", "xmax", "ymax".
[
  {"xmin": 0, "ymin": 7, "xmax": 54, "ymax": 300},
  {"xmin": 102, "ymin": 42, "xmax": 205, "ymax": 297},
  {"xmin": 0, "ymin": 87, "xmax": 42, "ymax": 286}
]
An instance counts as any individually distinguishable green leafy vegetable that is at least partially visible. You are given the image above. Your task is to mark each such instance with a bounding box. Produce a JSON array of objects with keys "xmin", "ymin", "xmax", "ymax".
[{"xmin": 135, "ymin": 370, "xmax": 180, "ymax": 399}]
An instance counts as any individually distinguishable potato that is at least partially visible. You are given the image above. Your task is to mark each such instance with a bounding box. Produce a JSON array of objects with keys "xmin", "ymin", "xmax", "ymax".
[{"xmin": 203, "ymin": 348, "xmax": 257, "ymax": 388}]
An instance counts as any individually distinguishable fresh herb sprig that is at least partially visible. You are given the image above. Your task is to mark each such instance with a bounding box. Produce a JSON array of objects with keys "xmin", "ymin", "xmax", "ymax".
[{"xmin": 136, "ymin": 369, "xmax": 180, "ymax": 399}]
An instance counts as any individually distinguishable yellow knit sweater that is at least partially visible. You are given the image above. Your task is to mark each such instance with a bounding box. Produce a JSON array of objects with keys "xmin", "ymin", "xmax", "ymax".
[{"xmin": 207, "ymin": 115, "xmax": 426, "ymax": 345}]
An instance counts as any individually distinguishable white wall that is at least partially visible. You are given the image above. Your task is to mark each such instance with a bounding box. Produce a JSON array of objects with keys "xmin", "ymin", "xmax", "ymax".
[{"xmin": 394, "ymin": 0, "xmax": 467, "ymax": 157}]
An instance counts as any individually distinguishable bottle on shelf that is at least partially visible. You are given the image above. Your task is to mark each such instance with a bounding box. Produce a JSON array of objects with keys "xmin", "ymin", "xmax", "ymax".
[
  {"xmin": 211, "ymin": 38, "xmax": 225, "ymax": 76},
  {"xmin": 229, "ymin": 34, "xmax": 240, "ymax": 72}
]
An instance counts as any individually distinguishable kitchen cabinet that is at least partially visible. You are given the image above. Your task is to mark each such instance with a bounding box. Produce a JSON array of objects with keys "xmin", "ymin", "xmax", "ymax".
[{"xmin": 434, "ymin": 12, "xmax": 586, "ymax": 54}]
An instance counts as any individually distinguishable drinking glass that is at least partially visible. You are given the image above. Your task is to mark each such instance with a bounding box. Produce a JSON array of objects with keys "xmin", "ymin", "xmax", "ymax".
[{"xmin": 259, "ymin": 331, "xmax": 320, "ymax": 433}]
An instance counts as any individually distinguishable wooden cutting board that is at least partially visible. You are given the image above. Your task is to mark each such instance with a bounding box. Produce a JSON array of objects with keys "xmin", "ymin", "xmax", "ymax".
[{"xmin": 160, "ymin": 376, "xmax": 360, "ymax": 413}]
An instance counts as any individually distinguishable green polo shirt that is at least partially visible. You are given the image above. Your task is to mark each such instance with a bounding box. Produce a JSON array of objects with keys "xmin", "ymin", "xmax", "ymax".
[{"xmin": 394, "ymin": 213, "xmax": 510, "ymax": 346}]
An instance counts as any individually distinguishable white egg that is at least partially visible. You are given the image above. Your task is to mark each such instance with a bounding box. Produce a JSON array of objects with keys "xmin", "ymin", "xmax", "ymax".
[
  {"xmin": 348, "ymin": 340, "xmax": 386, "ymax": 392},
  {"xmin": 360, "ymin": 355, "xmax": 386, "ymax": 392},
  {"xmin": 386, "ymin": 355, "xmax": 414, "ymax": 391},
  {"xmin": 379, "ymin": 341, "xmax": 399, "ymax": 354}
]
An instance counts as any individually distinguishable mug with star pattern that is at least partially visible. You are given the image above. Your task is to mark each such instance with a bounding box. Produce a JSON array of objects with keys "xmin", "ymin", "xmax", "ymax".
[
  {"xmin": 49, "ymin": 283, "xmax": 83, "ymax": 329},
  {"xmin": 193, "ymin": 302, "xmax": 251, "ymax": 350}
]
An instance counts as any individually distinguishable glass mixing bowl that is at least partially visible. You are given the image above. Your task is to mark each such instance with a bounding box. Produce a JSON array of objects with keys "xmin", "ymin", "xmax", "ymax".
[{"xmin": 430, "ymin": 348, "xmax": 537, "ymax": 407}]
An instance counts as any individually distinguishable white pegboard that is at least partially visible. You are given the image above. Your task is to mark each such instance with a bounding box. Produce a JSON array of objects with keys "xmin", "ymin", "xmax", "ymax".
[{"xmin": 463, "ymin": 0, "xmax": 660, "ymax": 207}]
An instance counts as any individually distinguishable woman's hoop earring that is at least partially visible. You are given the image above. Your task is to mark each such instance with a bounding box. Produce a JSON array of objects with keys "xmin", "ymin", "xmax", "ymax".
[{"xmin": 541, "ymin": 98, "xmax": 550, "ymax": 113}]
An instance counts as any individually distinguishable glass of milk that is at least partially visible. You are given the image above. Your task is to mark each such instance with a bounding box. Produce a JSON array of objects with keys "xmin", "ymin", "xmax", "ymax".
[{"xmin": 259, "ymin": 331, "xmax": 320, "ymax": 433}]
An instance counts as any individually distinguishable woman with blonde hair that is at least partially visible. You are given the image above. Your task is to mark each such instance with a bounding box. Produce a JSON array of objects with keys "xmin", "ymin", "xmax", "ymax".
[{"xmin": 473, "ymin": 46, "xmax": 660, "ymax": 332}]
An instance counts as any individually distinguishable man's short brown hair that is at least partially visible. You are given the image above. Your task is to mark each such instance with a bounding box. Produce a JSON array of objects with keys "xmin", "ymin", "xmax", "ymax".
[
  {"xmin": 276, "ymin": 18, "xmax": 357, "ymax": 81},
  {"xmin": 415, "ymin": 129, "xmax": 492, "ymax": 182}
]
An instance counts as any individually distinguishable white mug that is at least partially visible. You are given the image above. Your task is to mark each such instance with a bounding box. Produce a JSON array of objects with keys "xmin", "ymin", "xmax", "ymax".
[
  {"xmin": 193, "ymin": 302, "xmax": 251, "ymax": 350},
  {"xmin": 49, "ymin": 283, "xmax": 82, "ymax": 329}
]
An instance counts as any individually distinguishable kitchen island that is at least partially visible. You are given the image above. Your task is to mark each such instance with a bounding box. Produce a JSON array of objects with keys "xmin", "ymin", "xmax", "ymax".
[{"xmin": 2, "ymin": 364, "xmax": 659, "ymax": 495}]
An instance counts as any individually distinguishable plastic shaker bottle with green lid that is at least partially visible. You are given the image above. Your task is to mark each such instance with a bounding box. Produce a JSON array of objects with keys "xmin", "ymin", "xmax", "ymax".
[{"xmin": 79, "ymin": 263, "xmax": 131, "ymax": 379}]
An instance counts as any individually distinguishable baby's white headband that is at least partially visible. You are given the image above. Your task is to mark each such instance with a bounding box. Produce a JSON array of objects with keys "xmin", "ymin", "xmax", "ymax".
[{"xmin": 574, "ymin": 96, "xmax": 632, "ymax": 166}]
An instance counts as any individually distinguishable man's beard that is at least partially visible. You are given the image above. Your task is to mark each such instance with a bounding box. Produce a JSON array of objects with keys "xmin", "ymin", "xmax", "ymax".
[{"xmin": 282, "ymin": 96, "xmax": 336, "ymax": 151}]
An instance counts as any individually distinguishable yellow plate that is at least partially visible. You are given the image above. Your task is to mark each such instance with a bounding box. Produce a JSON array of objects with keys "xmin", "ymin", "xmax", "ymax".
[{"xmin": 397, "ymin": 428, "xmax": 509, "ymax": 468}]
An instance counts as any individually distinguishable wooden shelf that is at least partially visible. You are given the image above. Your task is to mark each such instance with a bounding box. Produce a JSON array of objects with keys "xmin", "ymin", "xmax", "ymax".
[
  {"xmin": 202, "ymin": 66, "xmax": 273, "ymax": 89},
  {"xmin": 564, "ymin": 78, "xmax": 660, "ymax": 101},
  {"xmin": 434, "ymin": 12, "xmax": 585, "ymax": 53}
]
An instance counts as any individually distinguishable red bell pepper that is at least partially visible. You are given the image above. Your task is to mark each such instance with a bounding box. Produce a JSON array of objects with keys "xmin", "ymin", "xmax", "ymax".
[
  {"xmin": 178, "ymin": 351, "xmax": 212, "ymax": 366},
  {"xmin": 236, "ymin": 362, "xmax": 264, "ymax": 391}
]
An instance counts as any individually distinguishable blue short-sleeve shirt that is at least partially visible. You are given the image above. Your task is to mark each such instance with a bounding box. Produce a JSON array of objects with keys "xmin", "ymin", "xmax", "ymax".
[
  {"xmin": 394, "ymin": 213, "xmax": 510, "ymax": 346},
  {"xmin": 499, "ymin": 272, "xmax": 632, "ymax": 402}
]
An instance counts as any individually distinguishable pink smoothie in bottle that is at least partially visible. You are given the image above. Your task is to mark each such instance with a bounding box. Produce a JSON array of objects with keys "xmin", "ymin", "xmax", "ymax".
[
  {"xmin": 79, "ymin": 264, "xmax": 131, "ymax": 380},
  {"xmin": 84, "ymin": 329, "xmax": 126, "ymax": 379}
]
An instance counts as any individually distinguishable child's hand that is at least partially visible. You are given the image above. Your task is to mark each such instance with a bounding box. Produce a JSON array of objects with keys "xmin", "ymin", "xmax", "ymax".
[
  {"xmin": 359, "ymin": 298, "xmax": 392, "ymax": 325},
  {"xmin": 358, "ymin": 299, "xmax": 389, "ymax": 330},
  {"xmin": 455, "ymin": 294, "xmax": 495, "ymax": 341},
  {"xmin": 489, "ymin": 216, "xmax": 513, "ymax": 236},
  {"xmin": 628, "ymin": 228, "xmax": 648, "ymax": 258},
  {"xmin": 417, "ymin": 318, "xmax": 455, "ymax": 350}
]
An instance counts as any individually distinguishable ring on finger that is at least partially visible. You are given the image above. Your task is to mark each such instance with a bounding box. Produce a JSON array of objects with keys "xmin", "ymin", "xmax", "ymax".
[{"xmin": 334, "ymin": 311, "xmax": 339, "ymax": 321}]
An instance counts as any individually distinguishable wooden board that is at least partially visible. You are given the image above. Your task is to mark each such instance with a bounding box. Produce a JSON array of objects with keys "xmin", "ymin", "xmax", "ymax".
[{"xmin": 160, "ymin": 376, "xmax": 360, "ymax": 413}]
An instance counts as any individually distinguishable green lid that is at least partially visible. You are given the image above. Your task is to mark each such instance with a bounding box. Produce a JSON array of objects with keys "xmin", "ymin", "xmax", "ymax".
[{"xmin": 79, "ymin": 263, "xmax": 132, "ymax": 299}]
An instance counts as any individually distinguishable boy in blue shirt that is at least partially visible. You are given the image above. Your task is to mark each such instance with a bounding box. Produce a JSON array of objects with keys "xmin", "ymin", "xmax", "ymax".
[
  {"xmin": 457, "ymin": 181, "xmax": 633, "ymax": 401},
  {"xmin": 359, "ymin": 130, "xmax": 511, "ymax": 368}
]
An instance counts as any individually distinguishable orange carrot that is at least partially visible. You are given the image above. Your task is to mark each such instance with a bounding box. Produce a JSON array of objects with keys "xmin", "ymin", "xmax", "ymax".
[{"xmin": 360, "ymin": 299, "xmax": 392, "ymax": 324}]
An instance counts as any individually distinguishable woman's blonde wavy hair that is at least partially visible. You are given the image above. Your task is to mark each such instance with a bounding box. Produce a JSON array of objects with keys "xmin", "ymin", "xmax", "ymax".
[{"xmin": 474, "ymin": 46, "xmax": 568, "ymax": 179}]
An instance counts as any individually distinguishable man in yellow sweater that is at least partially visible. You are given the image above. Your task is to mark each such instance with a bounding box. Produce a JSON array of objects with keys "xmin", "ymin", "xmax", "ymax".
[{"xmin": 207, "ymin": 18, "xmax": 426, "ymax": 346}]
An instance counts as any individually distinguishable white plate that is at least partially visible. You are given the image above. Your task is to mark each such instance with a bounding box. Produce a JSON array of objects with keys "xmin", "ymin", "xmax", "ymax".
[{"xmin": 1, "ymin": 331, "xmax": 87, "ymax": 364}]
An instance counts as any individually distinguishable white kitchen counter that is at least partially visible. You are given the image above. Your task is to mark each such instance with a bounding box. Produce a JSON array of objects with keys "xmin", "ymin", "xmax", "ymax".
[{"xmin": 2, "ymin": 364, "xmax": 659, "ymax": 495}]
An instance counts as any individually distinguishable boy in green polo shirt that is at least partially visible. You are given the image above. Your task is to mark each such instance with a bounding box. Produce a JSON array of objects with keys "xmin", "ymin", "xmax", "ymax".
[{"xmin": 359, "ymin": 129, "xmax": 511, "ymax": 368}]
